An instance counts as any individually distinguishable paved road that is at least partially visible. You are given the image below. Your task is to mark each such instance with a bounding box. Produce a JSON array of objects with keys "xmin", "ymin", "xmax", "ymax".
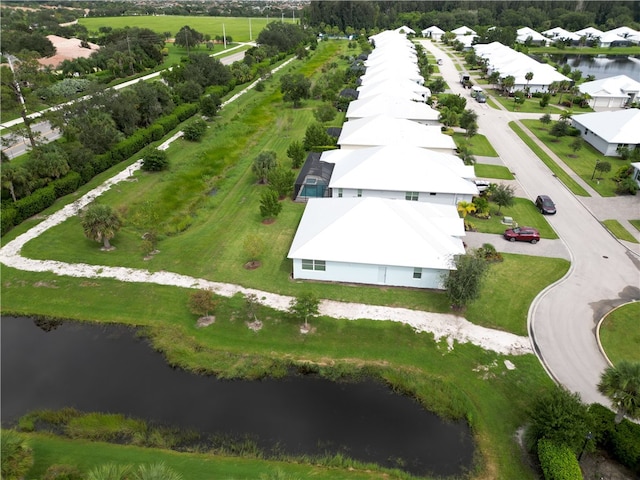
[
  {"xmin": 2, "ymin": 121, "xmax": 61, "ymax": 159},
  {"xmin": 421, "ymin": 40, "xmax": 640, "ymax": 406}
]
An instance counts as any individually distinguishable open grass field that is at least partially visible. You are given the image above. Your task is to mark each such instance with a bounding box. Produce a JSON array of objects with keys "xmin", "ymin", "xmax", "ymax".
[
  {"xmin": 79, "ymin": 16, "xmax": 295, "ymax": 43},
  {"xmin": 599, "ymin": 302, "xmax": 640, "ymax": 365},
  {"xmin": 1, "ymin": 40, "xmax": 569, "ymax": 479}
]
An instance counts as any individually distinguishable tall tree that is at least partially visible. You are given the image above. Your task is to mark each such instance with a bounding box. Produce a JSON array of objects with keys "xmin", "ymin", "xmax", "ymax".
[
  {"xmin": 174, "ymin": 26, "xmax": 204, "ymax": 53},
  {"xmin": 598, "ymin": 361, "xmax": 640, "ymax": 423},
  {"xmin": 442, "ymin": 250, "xmax": 489, "ymax": 309},
  {"xmin": 280, "ymin": 74, "xmax": 311, "ymax": 108},
  {"xmin": 286, "ymin": 141, "xmax": 306, "ymax": 169},
  {"xmin": 81, "ymin": 204, "xmax": 122, "ymax": 250}
]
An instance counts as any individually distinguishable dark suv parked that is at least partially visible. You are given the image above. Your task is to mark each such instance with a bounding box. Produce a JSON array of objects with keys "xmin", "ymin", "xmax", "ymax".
[{"xmin": 535, "ymin": 195, "xmax": 556, "ymax": 215}]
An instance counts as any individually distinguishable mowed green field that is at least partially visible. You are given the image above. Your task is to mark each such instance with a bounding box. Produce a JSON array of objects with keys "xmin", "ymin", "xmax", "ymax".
[{"xmin": 79, "ymin": 16, "xmax": 296, "ymax": 43}]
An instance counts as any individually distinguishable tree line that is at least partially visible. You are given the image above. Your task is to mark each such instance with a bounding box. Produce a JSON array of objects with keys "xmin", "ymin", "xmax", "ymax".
[{"xmin": 303, "ymin": 1, "xmax": 639, "ymax": 34}]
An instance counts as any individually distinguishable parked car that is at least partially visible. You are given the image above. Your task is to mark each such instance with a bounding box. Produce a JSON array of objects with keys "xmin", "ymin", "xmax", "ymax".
[
  {"xmin": 504, "ymin": 227, "xmax": 540, "ymax": 244},
  {"xmin": 535, "ymin": 195, "xmax": 556, "ymax": 215},
  {"xmin": 437, "ymin": 58, "xmax": 443, "ymax": 65}
]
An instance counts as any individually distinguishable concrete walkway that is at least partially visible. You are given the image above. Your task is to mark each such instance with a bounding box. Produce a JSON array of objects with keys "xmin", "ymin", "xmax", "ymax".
[{"xmin": 421, "ymin": 40, "xmax": 640, "ymax": 408}]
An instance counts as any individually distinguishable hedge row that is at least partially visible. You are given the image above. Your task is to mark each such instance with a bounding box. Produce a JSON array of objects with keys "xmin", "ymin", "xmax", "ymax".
[
  {"xmin": 1, "ymin": 104, "xmax": 198, "ymax": 236},
  {"xmin": 537, "ymin": 439, "xmax": 582, "ymax": 480},
  {"xmin": 590, "ymin": 403, "xmax": 640, "ymax": 474}
]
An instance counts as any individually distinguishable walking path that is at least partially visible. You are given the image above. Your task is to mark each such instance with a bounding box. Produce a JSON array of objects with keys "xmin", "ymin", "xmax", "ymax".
[
  {"xmin": 0, "ymin": 56, "xmax": 533, "ymax": 358},
  {"xmin": 421, "ymin": 40, "xmax": 640, "ymax": 406}
]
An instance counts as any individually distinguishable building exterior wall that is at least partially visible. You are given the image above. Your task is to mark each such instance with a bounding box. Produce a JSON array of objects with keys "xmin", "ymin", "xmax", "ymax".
[
  {"xmin": 574, "ymin": 120, "xmax": 624, "ymax": 156},
  {"xmin": 589, "ymin": 96, "xmax": 629, "ymax": 109},
  {"xmin": 330, "ymin": 188, "xmax": 473, "ymax": 205},
  {"xmin": 291, "ymin": 258, "xmax": 447, "ymax": 289}
]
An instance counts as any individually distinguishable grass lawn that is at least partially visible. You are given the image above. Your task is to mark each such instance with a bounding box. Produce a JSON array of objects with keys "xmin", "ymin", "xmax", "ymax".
[
  {"xmin": 629, "ymin": 219, "xmax": 640, "ymax": 232},
  {"xmin": 602, "ymin": 220, "xmax": 639, "ymax": 244},
  {"xmin": 474, "ymin": 164, "xmax": 514, "ymax": 180},
  {"xmin": 79, "ymin": 16, "xmax": 294, "ymax": 43},
  {"xmin": 520, "ymin": 119, "xmax": 632, "ymax": 197},
  {"xmin": 20, "ymin": 432, "xmax": 396, "ymax": 480},
  {"xmin": 453, "ymin": 132, "xmax": 499, "ymax": 157},
  {"xmin": 1, "ymin": 40, "xmax": 565, "ymax": 480},
  {"xmin": 509, "ymin": 121, "xmax": 590, "ymax": 196},
  {"xmin": 488, "ymin": 91, "xmax": 566, "ymax": 115},
  {"xmin": 599, "ymin": 302, "xmax": 640, "ymax": 365},
  {"xmin": 467, "ymin": 197, "xmax": 558, "ymax": 239}
]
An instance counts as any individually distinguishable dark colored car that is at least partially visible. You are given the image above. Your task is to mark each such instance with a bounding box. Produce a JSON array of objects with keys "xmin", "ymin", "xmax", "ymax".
[
  {"xmin": 504, "ymin": 227, "xmax": 540, "ymax": 244},
  {"xmin": 535, "ymin": 195, "xmax": 556, "ymax": 215},
  {"xmin": 475, "ymin": 93, "xmax": 487, "ymax": 103}
]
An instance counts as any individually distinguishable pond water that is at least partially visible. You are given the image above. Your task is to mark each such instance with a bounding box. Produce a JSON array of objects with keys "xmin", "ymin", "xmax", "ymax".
[
  {"xmin": 549, "ymin": 54, "xmax": 640, "ymax": 81},
  {"xmin": 1, "ymin": 317, "xmax": 474, "ymax": 477}
]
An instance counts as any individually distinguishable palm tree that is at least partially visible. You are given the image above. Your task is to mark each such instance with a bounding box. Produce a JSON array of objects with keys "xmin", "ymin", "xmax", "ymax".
[
  {"xmin": 598, "ymin": 361, "xmax": 640, "ymax": 423},
  {"xmin": 457, "ymin": 200, "xmax": 476, "ymax": 218},
  {"xmin": 81, "ymin": 204, "xmax": 122, "ymax": 250},
  {"xmin": 501, "ymin": 75, "xmax": 515, "ymax": 96},
  {"xmin": 525, "ymin": 71, "xmax": 534, "ymax": 95},
  {"xmin": 86, "ymin": 463, "xmax": 132, "ymax": 480}
]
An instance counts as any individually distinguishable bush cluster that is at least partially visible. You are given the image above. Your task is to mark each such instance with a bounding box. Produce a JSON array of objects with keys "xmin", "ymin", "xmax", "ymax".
[
  {"xmin": 537, "ymin": 439, "xmax": 582, "ymax": 480},
  {"xmin": 590, "ymin": 404, "xmax": 640, "ymax": 474}
]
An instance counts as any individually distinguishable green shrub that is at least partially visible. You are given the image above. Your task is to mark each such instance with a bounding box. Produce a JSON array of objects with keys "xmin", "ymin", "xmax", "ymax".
[
  {"xmin": 51, "ymin": 171, "xmax": 82, "ymax": 198},
  {"xmin": 65, "ymin": 413, "xmax": 146, "ymax": 441},
  {"xmin": 156, "ymin": 114, "xmax": 180, "ymax": 134},
  {"xmin": 174, "ymin": 102, "xmax": 199, "ymax": 122},
  {"xmin": 14, "ymin": 185, "xmax": 56, "ymax": 224},
  {"xmin": 1, "ymin": 205, "xmax": 17, "ymax": 235},
  {"xmin": 589, "ymin": 403, "xmax": 640, "ymax": 474},
  {"xmin": 43, "ymin": 464, "xmax": 84, "ymax": 480},
  {"xmin": 142, "ymin": 149, "xmax": 169, "ymax": 172},
  {"xmin": 537, "ymin": 439, "xmax": 582, "ymax": 480},
  {"xmin": 183, "ymin": 118, "xmax": 208, "ymax": 141},
  {"xmin": 0, "ymin": 430, "xmax": 34, "ymax": 480}
]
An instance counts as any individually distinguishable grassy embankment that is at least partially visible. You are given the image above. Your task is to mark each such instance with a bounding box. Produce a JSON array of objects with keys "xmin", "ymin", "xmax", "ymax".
[
  {"xmin": 599, "ymin": 302, "xmax": 640, "ymax": 365},
  {"xmin": 1, "ymin": 40, "xmax": 568, "ymax": 479},
  {"xmin": 509, "ymin": 121, "xmax": 590, "ymax": 196},
  {"xmin": 520, "ymin": 119, "xmax": 631, "ymax": 197}
]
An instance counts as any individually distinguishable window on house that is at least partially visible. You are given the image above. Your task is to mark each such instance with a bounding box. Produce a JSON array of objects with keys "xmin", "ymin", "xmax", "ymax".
[
  {"xmin": 405, "ymin": 191, "xmax": 419, "ymax": 201},
  {"xmin": 413, "ymin": 268, "xmax": 422, "ymax": 279},
  {"xmin": 301, "ymin": 259, "xmax": 325, "ymax": 271},
  {"xmin": 338, "ymin": 188, "xmax": 343, "ymax": 198},
  {"xmin": 357, "ymin": 189, "xmax": 362, "ymax": 197},
  {"xmin": 430, "ymin": 192, "xmax": 437, "ymax": 196}
]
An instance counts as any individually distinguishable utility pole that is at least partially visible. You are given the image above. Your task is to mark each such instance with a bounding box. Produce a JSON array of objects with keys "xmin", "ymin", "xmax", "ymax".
[
  {"xmin": 223, "ymin": 24, "xmax": 227, "ymax": 49},
  {"xmin": 249, "ymin": 18, "xmax": 252, "ymax": 41}
]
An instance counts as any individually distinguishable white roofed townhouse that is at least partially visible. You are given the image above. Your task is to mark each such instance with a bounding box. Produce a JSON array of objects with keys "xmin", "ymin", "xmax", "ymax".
[{"xmin": 287, "ymin": 197, "xmax": 465, "ymax": 289}]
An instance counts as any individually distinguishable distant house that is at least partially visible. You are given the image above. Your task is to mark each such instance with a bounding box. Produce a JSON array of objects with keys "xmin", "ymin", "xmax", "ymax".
[
  {"xmin": 287, "ymin": 197, "xmax": 465, "ymax": 289},
  {"xmin": 597, "ymin": 26, "xmax": 640, "ymax": 47},
  {"xmin": 573, "ymin": 26, "xmax": 604, "ymax": 42},
  {"xmin": 37, "ymin": 35, "xmax": 100, "ymax": 69},
  {"xmin": 451, "ymin": 26, "xmax": 477, "ymax": 37},
  {"xmin": 516, "ymin": 27, "xmax": 548, "ymax": 45},
  {"xmin": 572, "ymin": 109, "xmax": 640, "ymax": 156},
  {"xmin": 422, "ymin": 26, "xmax": 445, "ymax": 40},
  {"xmin": 394, "ymin": 25, "xmax": 415, "ymax": 35},
  {"xmin": 578, "ymin": 75, "xmax": 640, "ymax": 109},
  {"xmin": 474, "ymin": 42, "xmax": 571, "ymax": 94},
  {"xmin": 542, "ymin": 27, "xmax": 580, "ymax": 43},
  {"xmin": 337, "ymin": 115, "xmax": 457, "ymax": 154},
  {"xmin": 345, "ymin": 95, "xmax": 440, "ymax": 125},
  {"xmin": 322, "ymin": 146, "xmax": 478, "ymax": 205}
]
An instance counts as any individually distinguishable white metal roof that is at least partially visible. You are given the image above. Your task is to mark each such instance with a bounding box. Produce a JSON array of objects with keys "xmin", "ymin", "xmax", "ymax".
[
  {"xmin": 337, "ymin": 115, "xmax": 457, "ymax": 151},
  {"xmin": 573, "ymin": 27, "xmax": 603, "ymax": 38},
  {"xmin": 287, "ymin": 197, "xmax": 465, "ymax": 269},
  {"xmin": 357, "ymin": 82, "xmax": 430, "ymax": 102},
  {"xmin": 452, "ymin": 26, "xmax": 476, "ymax": 36},
  {"xmin": 542, "ymin": 27, "xmax": 580, "ymax": 41},
  {"xmin": 422, "ymin": 26, "xmax": 445, "ymax": 34},
  {"xmin": 579, "ymin": 75, "xmax": 640, "ymax": 98},
  {"xmin": 572, "ymin": 109, "xmax": 640, "ymax": 144},
  {"xmin": 516, "ymin": 27, "xmax": 547, "ymax": 43},
  {"xmin": 345, "ymin": 95, "xmax": 439, "ymax": 122},
  {"xmin": 322, "ymin": 146, "xmax": 478, "ymax": 195}
]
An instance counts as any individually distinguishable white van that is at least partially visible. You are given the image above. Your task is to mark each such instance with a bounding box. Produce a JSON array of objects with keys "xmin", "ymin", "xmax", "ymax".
[{"xmin": 470, "ymin": 85, "xmax": 483, "ymax": 98}]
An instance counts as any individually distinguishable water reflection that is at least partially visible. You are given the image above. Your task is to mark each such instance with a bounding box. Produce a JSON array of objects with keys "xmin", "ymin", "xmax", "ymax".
[{"xmin": 1, "ymin": 317, "xmax": 474, "ymax": 477}]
